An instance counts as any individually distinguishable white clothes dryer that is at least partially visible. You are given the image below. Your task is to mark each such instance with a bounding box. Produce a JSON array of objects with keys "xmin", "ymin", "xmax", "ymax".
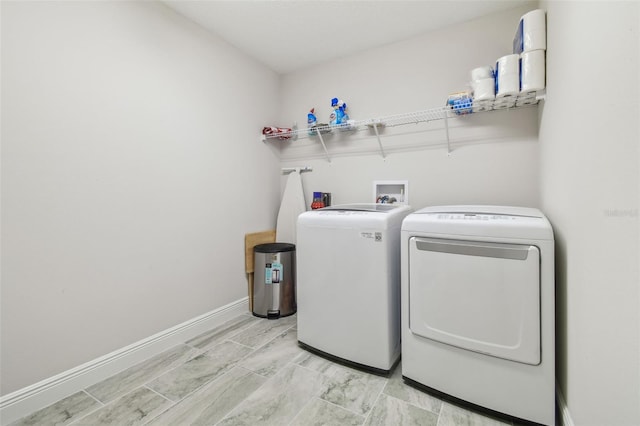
[
  {"xmin": 297, "ymin": 203, "xmax": 412, "ymax": 373},
  {"xmin": 401, "ymin": 205, "xmax": 555, "ymax": 425}
]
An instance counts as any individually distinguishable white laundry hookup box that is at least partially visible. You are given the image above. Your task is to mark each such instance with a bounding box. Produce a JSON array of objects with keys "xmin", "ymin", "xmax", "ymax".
[{"xmin": 374, "ymin": 180, "xmax": 409, "ymax": 205}]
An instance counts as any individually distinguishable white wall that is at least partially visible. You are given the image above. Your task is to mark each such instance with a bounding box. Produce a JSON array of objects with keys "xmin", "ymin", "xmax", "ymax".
[
  {"xmin": 0, "ymin": 1, "xmax": 280, "ymax": 395},
  {"xmin": 6, "ymin": 3, "xmax": 638, "ymax": 424},
  {"xmin": 539, "ymin": 1, "xmax": 640, "ymax": 425},
  {"xmin": 277, "ymin": 4, "xmax": 540, "ymax": 210}
]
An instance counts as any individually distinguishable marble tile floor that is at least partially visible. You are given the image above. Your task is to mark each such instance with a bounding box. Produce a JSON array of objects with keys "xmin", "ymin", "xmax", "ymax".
[{"xmin": 10, "ymin": 313, "xmax": 520, "ymax": 426}]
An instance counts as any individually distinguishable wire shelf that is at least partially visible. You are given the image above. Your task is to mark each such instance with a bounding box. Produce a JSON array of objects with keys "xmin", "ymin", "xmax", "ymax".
[
  {"xmin": 261, "ymin": 106, "xmax": 453, "ymax": 142},
  {"xmin": 261, "ymin": 92, "xmax": 544, "ymax": 161}
]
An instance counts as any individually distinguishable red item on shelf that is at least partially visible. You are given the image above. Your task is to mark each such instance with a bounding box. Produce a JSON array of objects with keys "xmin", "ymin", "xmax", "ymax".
[{"xmin": 262, "ymin": 126, "xmax": 293, "ymax": 140}]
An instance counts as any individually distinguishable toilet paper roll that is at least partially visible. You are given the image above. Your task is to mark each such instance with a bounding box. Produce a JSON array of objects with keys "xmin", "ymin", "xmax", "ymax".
[
  {"xmin": 520, "ymin": 50, "xmax": 546, "ymax": 93},
  {"xmin": 516, "ymin": 98, "xmax": 539, "ymax": 107},
  {"xmin": 496, "ymin": 74, "xmax": 520, "ymax": 98},
  {"xmin": 471, "ymin": 66, "xmax": 494, "ymax": 81},
  {"xmin": 495, "ymin": 97, "xmax": 516, "ymax": 107},
  {"xmin": 496, "ymin": 54, "xmax": 520, "ymax": 77},
  {"xmin": 472, "ymin": 104, "xmax": 493, "ymax": 113},
  {"xmin": 495, "ymin": 54, "xmax": 520, "ymax": 97},
  {"xmin": 494, "ymin": 101, "xmax": 515, "ymax": 110},
  {"xmin": 514, "ymin": 9, "xmax": 546, "ymax": 53},
  {"xmin": 474, "ymin": 99, "xmax": 493, "ymax": 107},
  {"xmin": 472, "ymin": 78, "xmax": 495, "ymax": 101},
  {"xmin": 517, "ymin": 91, "xmax": 537, "ymax": 101}
]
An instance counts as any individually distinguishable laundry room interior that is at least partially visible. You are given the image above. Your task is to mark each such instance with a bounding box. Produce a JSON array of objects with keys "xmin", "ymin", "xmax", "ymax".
[{"xmin": 1, "ymin": 1, "xmax": 638, "ymax": 426}]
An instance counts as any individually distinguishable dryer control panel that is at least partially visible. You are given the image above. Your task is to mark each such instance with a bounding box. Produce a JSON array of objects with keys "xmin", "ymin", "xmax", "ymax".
[
  {"xmin": 402, "ymin": 206, "xmax": 554, "ymax": 241},
  {"xmin": 436, "ymin": 213, "xmax": 517, "ymax": 221}
]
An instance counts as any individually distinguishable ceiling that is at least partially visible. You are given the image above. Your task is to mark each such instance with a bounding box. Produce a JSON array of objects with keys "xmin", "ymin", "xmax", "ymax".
[{"xmin": 163, "ymin": 1, "xmax": 531, "ymax": 74}]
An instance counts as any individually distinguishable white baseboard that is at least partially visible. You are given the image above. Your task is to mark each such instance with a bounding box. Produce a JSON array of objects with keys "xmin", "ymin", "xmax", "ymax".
[
  {"xmin": 556, "ymin": 381, "xmax": 574, "ymax": 426},
  {"xmin": 0, "ymin": 297, "xmax": 249, "ymax": 425}
]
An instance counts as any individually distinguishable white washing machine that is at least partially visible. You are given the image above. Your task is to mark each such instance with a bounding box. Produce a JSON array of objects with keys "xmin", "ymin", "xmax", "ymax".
[
  {"xmin": 297, "ymin": 203, "xmax": 412, "ymax": 373},
  {"xmin": 401, "ymin": 205, "xmax": 555, "ymax": 425}
]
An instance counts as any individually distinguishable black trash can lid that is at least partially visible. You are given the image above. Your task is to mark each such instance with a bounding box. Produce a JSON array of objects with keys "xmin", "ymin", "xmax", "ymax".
[{"xmin": 254, "ymin": 242, "xmax": 296, "ymax": 253}]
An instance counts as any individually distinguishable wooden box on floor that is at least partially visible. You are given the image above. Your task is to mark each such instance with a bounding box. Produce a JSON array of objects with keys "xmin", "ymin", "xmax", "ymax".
[{"xmin": 244, "ymin": 230, "xmax": 276, "ymax": 312}]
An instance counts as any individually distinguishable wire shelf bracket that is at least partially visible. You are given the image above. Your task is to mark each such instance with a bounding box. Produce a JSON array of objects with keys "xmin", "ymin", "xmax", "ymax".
[
  {"xmin": 443, "ymin": 110, "xmax": 451, "ymax": 155},
  {"xmin": 315, "ymin": 131, "xmax": 331, "ymax": 163},
  {"xmin": 371, "ymin": 122, "xmax": 387, "ymax": 160}
]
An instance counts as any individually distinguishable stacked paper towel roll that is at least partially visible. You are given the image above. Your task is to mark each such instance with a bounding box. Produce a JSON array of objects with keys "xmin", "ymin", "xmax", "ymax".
[
  {"xmin": 520, "ymin": 49, "xmax": 545, "ymax": 94},
  {"xmin": 515, "ymin": 9, "xmax": 546, "ymax": 95},
  {"xmin": 514, "ymin": 9, "xmax": 546, "ymax": 53},
  {"xmin": 460, "ymin": 9, "xmax": 545, "ymax": 113}
]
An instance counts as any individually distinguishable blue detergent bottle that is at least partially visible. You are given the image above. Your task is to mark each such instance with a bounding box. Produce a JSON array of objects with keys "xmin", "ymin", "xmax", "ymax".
[
  {"xmin": 307, "ymin": 108, "xmax": 317, "ymax": 135},
  {"xmin": 330, "ymin": 98, "xmax": 350, "ymax": 126}
]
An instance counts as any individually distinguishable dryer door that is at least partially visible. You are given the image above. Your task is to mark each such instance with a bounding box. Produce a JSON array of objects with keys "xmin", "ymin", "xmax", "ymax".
[{"xmin": 408, "ymin": 237, "xmax": 541, "ymax": 365}]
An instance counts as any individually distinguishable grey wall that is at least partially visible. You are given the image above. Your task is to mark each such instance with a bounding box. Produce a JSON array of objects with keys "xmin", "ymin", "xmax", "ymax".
[
  {"xmin": 539, "ymin": 1, "xmax": 639, "ymax": 425},
  {"xmin": 277, "ymin": 5, "xmax": 541, "ymax": 211},
  {"xmin": 1, "ymin": 1, "xmax": 280, "ymax": 395}
]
